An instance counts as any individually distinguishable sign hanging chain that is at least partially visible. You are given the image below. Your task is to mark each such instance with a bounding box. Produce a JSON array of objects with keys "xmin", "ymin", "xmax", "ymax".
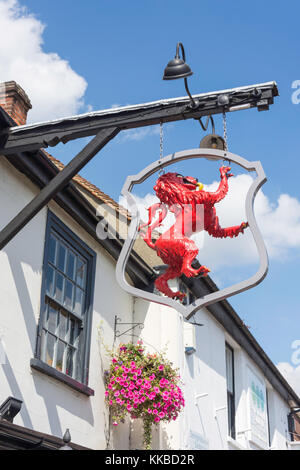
[
  {"xmin": 158, "ymin": 122, "xmax": 165, "ymax": 175},
  {"xmin": 160, "ymin": 122, "xmax": 164, "ymax": 160},
  {"xmin": 223, "ymin": 111, "xmax": 228, "ymax": 152}
]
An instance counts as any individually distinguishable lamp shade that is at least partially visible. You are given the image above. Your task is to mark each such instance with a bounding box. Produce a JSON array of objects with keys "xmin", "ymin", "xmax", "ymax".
[{"xmin": 163, "ymin": 57, "xmax": 193, "ymax": 80}]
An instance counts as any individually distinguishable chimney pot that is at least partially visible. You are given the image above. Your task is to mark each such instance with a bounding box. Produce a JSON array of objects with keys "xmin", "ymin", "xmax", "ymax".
[{"xmin": 0, "ymin": 81, "xmax": 32, "ymax": 126}]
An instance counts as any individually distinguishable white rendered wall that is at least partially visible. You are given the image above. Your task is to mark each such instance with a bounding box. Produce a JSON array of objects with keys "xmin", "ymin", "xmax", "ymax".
[{"xmin": 0, "ymin": 157, "xmax": 135, "ymax": 450}]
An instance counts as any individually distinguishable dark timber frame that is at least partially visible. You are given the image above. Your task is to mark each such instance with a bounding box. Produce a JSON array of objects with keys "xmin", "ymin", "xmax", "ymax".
[{"xmin": 0, "ymin": 81, "xmax": 278, "ymax": 250}]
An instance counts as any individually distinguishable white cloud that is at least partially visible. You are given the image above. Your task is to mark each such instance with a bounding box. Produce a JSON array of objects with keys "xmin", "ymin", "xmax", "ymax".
[
  {"xmin": 277, "ymin": 362, "xmax": 300, "ymax": 397},
  {"xmin": 0, "ymin": 0, "xmax": 87, "ymax": 122},
  {"xmin": 121, "ymin": 126, "xmax": 160, "ymax": 141},
  {"xmin": 198, "ymin": 174, "xmax": 300, "ymax": 269},
  {"xmin": 121, "ymin": 173, "xmax": 300, "ymax": 272}
]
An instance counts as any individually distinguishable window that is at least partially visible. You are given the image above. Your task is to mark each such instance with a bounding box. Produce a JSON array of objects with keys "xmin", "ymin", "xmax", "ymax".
[
  {"xmin": 33, "ymin": 211, "xmax": 96, "ymax": 392},
  {"xmin": 179, "ymin": 281, "xmax": 196, "ymax": 306},
  {"xmin": 225, "ymin": 343, "xmax": 236, "ymax": 439}
]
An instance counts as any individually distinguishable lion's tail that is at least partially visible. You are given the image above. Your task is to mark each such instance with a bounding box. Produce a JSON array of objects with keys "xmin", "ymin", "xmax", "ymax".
[{"xmin": 138, "ymin": 203, "xmax": 167, "ymax": 250}]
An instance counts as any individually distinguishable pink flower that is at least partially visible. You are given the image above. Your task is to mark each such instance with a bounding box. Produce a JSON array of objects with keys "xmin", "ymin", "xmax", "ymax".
[
  {"xmin": 130, "ymin": 361, "xmax": 136, "ymax": 367},
  {"xmin": 137, "ymin": 379, "xmax": 143, "ymax": 386},
  {"xmin": 105, "ymin": 391, "xmax": 109, "ymax": 396},
  {"xmin": 112, "ymin": 358, "xmax": 117, "ymax": 364},
  {"xmin": 127, "ymin": 404, "xmax": 132, "ymax": 411},
  {"xmin": 114, "ymin": 365, "xmax": 119, "ymax": 370},
  {"xmin": 153, "ymin": 409, "xmax": 158, "ymax": 415},
  {"xmin": 114, "ymin": 391, "xmax": 120, "ymax": 397},
  {"xmin": 137, "ymin": 369, "xmax": 142, "ymax": 376},
  {"xmin": 147, "ymin": 408, "xmax": 152, "ymax": 414},
  {"xmin": 112, "ymin": 421, "xmax": 118, "ymax": 426},
  {"xmin": 158, "ymin": 365, "xmax": 164, "ymax": 371},
  {"xmin": 154, "ymin": 387, "xmax": 160, "ymax": 393},
  {"xmin": 149, "ymin": 374, "xmax": 155, "ymax": 381},
  {"xmin": 159, "ymin": 412, "xmax": 165, "ymax": 418},
  {"xmin": 154, "ymin": 416, "xmax": 160, "ymax": 422},
  {"xmin": 132, "ymin": 375, "xmax": 137, "ymax": 381}
]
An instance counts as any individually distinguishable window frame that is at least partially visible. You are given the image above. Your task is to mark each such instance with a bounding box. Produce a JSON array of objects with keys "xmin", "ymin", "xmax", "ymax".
[
  {"xmin": 32, "ymin": 210, "xmax": 96, "ymax": 396},
  {"xmin": 225, "ymin": 343, "xmax": 236, "ymax": 439},
  {"xmin": 178, "ymin": 280, "xmax": 196, "ymax": 306}
]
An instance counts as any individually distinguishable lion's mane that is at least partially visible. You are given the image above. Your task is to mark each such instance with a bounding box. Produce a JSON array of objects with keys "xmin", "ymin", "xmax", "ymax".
[{"xmin": 153, "ymin": 172, "xmax": 204, "ymax": 207}]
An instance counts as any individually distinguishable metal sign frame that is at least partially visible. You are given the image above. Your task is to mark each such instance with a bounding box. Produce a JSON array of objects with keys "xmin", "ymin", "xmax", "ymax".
[{"xmin": 116, "ymin": 148, "xmax": 268, "ymax": 320}]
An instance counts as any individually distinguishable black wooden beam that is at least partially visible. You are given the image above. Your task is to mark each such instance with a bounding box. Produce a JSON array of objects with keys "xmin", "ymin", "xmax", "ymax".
[
  {"xmin": 0, "ymin": 420, "xmax": 89, "ymax": 450},
  {"xmin": 0, "ymin": 82, "xmax": 278, "ymax": 155},
  {"xmin": 0, "ymin": 81, "xmax": 278, "ymax": 251},
  {"xmin": 0, "ymin": 127, "xmax": 119, "ymax": 250},
  {"xmin": 5, "ymin": 146, "xmax": 154, "ymax": 287}
]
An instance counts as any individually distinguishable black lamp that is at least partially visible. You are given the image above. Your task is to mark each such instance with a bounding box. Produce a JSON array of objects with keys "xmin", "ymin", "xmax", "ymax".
[{"xmin": 163, "ymin": 42, "xmax": 198, "ymax": 108}]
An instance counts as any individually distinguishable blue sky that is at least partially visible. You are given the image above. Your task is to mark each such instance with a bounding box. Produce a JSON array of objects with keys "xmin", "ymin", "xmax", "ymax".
[{"xmin": 1, "ymin": 0, "xmax": 300, "ymax": 384}]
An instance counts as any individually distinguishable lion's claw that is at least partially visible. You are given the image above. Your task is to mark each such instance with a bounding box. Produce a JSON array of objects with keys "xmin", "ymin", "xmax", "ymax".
[
  {"xmin": 220, "ymin": 166, "xmax": 233, "ymax": 178},
  {"xmin": 240, "ymin": 222, "xmax": 249, "ymax": 232}
]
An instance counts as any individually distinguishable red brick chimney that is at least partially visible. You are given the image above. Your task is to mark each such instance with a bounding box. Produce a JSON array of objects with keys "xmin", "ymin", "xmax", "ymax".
[{"xmin": 0, "ymin": 81, "xmax": 32, "ymax": 126}]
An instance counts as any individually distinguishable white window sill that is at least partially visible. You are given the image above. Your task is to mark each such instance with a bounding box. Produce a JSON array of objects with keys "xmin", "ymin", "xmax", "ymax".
[
  {"xmin": 227, "ymin": 436, "xmax": 247, "ymax": 450},
  {"xmin": 288, "ymin": 441, "xmax": 300, "ymax": 450}
]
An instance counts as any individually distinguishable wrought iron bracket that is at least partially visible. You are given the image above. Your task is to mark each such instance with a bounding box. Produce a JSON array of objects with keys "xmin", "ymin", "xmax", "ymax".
[{"xmin": 114, "ymin": 315, "xmax": 144, "ymax": 342}]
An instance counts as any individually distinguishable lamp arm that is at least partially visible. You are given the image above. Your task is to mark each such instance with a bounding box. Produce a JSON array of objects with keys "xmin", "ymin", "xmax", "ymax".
[
  {"xmin": 184, "ymin": 77, "xmax": 197, "ymax": 108},
  {"xmin": 175, "ymin": 43, "xmax": 197, "ymax": 108}
]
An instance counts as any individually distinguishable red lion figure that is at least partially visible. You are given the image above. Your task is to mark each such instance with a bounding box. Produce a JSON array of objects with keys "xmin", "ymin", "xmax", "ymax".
[{"xmin": 138, "ymin": 166, "xmax": 248, "ymax": 301}]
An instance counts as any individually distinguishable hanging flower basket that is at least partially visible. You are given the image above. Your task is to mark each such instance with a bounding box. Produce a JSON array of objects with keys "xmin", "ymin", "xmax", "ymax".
[{"xmin": 104, "ymin": 341, "xmax": 185, "ymax": 450}]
